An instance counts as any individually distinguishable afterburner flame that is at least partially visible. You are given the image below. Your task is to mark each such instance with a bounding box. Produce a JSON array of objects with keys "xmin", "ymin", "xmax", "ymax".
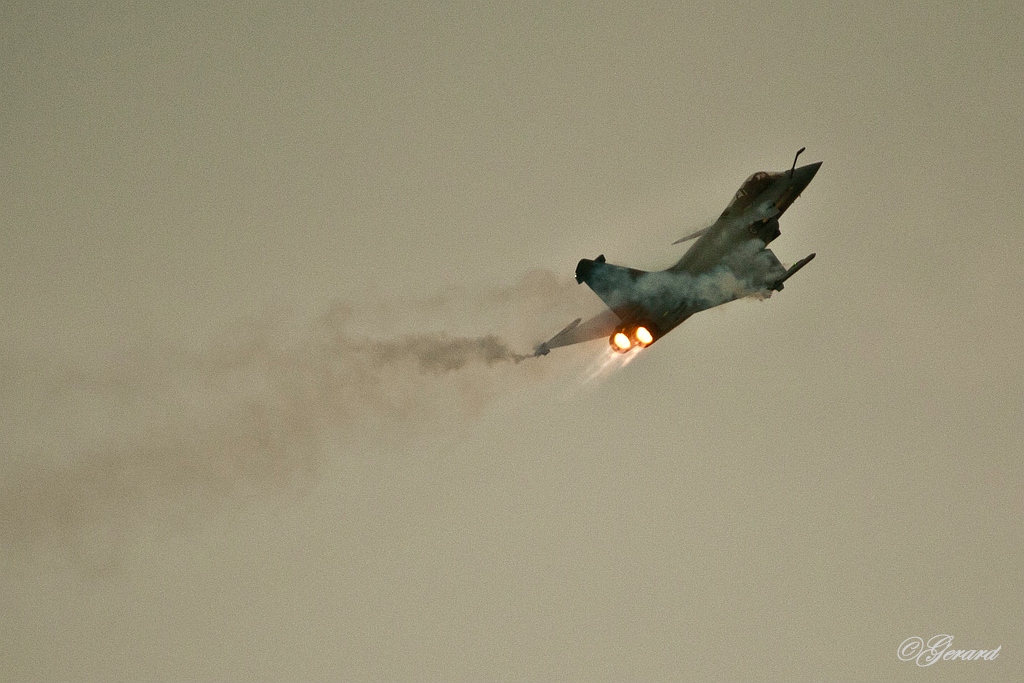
[
  {"xmin": 612, "ymin": 332, "xmax": 632, "ymax": 351},
  {"xmin": 635, "ymin": 326, "xmax": 653, "ymax": 346}
]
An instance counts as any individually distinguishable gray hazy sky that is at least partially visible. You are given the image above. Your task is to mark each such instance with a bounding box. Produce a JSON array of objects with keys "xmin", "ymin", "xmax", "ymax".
[{"xmin": 2, "ymin": 1, "xmax": 1022, "ymax": 681}]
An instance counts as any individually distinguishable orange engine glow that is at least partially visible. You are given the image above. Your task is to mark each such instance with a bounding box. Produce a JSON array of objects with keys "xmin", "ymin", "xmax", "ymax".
[
  {"xmin": 635, "ymin": 326, "xmax": 654, "ymax": 346},
  {"xmin": 612, "ymin": 332, "xmax": 632, "ymax": 351}
]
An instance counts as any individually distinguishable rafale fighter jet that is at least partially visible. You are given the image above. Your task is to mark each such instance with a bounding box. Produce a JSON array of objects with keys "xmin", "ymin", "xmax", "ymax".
[{"xmin": 534, "ymin": 149, "xmax": 821, "ymax": 356}]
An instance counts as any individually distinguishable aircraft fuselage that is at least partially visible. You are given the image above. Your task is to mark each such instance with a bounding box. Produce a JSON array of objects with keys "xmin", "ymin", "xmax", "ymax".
[{"xmin": 534, "ymin": 153, "xmax": 821, "ymax": 356}]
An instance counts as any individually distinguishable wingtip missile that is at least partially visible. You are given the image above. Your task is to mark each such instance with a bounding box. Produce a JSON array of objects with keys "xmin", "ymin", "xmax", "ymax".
[
  {"xmin": 672, "ymin": 226, "xmax": 711, "ymax": 245},
  {"xmin": 771, "ymin": 252, "xmax": 816, "ymax": 291},
  {"xmin": 560, "ymin": 317, "xmax": 583, "ymax": 334},
  {"xmin": 534, "ymin": 317, "xmax": 582, "ymax": 356}
]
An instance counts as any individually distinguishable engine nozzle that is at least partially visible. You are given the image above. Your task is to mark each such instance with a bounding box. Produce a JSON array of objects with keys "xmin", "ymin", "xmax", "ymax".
[{"xmin": 609, "ymin": 325, "xmax": 656, "ymax": 352}]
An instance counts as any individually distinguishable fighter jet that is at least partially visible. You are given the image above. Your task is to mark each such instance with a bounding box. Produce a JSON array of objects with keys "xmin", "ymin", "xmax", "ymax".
[{"xmin": 534, "ymin": 149, "xmax": 821, "ymax": 356}]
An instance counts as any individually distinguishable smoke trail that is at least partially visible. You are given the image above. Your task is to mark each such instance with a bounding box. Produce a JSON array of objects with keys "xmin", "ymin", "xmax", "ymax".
[{"xmin": 0, "ymin": 278, "xmax": 567, "ymax": 562}]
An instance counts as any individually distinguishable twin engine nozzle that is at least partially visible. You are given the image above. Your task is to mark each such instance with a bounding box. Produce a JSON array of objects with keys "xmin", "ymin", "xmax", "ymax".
[{"xmin": 610, "ymin": 325, "xmax": 655, "ymax": 352}]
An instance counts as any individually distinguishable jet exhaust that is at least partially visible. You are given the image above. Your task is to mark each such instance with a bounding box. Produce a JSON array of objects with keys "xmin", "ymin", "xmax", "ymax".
[{"xmin": 609, "ymin": 325, "xmax": 656, "ymax": 352}]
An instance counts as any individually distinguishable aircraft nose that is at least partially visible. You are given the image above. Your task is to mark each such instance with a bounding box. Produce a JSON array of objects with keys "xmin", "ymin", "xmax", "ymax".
[
  {"xmin": 792, "ymin": 161, "xmax": 822, "ymax": 189},
  {"xmin": 797, "ymin": 160, "xmax": 822, "ymax": 177}
]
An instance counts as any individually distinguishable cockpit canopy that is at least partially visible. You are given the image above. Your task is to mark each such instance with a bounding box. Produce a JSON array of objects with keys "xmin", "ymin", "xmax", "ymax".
[{"xmin": 720, "ymin": 171, "xmax": 782, "ymax": 218}]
